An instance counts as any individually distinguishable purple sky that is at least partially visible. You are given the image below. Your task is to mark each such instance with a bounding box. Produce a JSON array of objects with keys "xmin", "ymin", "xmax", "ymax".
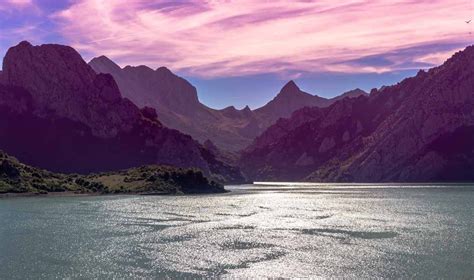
[{"xmin": 1, "ymin": 0, "xmax": 472, "ymax": 109}]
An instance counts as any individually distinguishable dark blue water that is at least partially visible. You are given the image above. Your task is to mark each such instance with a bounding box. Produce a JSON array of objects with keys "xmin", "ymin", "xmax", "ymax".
[{"xmin": 0, "ymin": 184, "xmax": 473, "ymax": 279}]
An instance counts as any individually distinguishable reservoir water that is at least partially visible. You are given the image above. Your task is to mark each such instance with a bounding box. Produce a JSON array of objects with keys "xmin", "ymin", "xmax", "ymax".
[{"xmin": 0, "ymin": 184, "xmax": 473, "ymax": 279}]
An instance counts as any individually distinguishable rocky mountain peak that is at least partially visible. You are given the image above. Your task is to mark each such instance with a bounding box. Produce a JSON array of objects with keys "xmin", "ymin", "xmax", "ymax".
[
  {"xmin": 279, "ymin": 80, "xmax": 301, "ymax": 96},
  {"xmin": 3, "ymin": 41, "xmax": 97, "ymax": 86},
  {"xmin": 17, "ymin": 40, "xmax": 33, "ymax": 48},
  {"xmin": 156, "ymin": 66, "xmax": 173, "ymax": 75},
  {"xmin": 2, "ymin": 41, "xmax": 138, "ymax": 137},
  {"xmin": 334, "ymin": 88, "xmax": 368, "ymax": 100},
  {"xmin": 89, "ymin": 55, "xmax": 122, "ymax": 73}
]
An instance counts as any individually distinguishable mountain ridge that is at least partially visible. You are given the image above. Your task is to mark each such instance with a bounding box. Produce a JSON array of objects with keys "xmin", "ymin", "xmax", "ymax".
[
  {"xmin": 240, "ymin": 45, "xmax": 474, "ymax": 182},
  {"xmin": 89, "ymin": 56, "xmax": 367, "ymax": 151}
]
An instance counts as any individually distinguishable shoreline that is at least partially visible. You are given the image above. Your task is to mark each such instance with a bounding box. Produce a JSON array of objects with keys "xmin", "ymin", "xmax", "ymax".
[
  {"xmin": 0, "ymin": 191, "xmax": 110, "ymax": 199},
  {"xmin": 0, "ymin": 189, "xmax": 228, "ymax": 199}
]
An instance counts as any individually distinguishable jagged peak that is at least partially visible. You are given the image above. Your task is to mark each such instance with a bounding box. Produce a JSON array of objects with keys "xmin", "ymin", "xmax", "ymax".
[
  {"xmin": 223, "ymin": 105, "xmax": 237, "ymax": 111},
  {"xmin": 452, "ymin": 44, "xmax": 474, "ymax": 59},
  {"xmin": 89, "ymin": 55, "xmax": 122, "ymax": 70},
  {"xmin": 280, "ymin": 80, "xmax": 300, "ymax": 93},
  {"xmin": 435, "ymin": 44, "xmax": 474, "ymax": 71},
  {"xmin": 342, "ymin": 88, "xmax": 368, "ymax": 97},
  {"xmin": 353, "ymin": 88, "xmax": 367, "ymax": 94},
  {"xmin": 123, "ymin": 64, "xmax": 154, "ymax": 73},
  {"xmin": 242, "ymin": 105, "xmax": 251, "ymax": 112},
  {"xmin": 90, "ymin": 55, "xmax": 113, "ymax": 63}
]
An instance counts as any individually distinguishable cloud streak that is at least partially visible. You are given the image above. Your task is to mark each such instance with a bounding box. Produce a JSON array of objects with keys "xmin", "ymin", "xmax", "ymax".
[{"xmin": 50, "ymin": 0, "xmax": 472, "ymax": 77}]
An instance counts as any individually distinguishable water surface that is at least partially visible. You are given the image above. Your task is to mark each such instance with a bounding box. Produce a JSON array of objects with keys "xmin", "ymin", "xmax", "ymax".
[{"xmin": 0, "ymin": 184, "xmax": 473, "ymax": 278}]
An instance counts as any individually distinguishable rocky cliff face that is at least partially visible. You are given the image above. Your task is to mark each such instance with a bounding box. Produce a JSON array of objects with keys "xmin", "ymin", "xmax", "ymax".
[
  {"xmin": 0, "ymin": 41, "xmax": 244, "ymax": 183},
  {"xmin": 89, "ymin": 57, "xmax": 366, "ymax": 151},
  {"xmin": 2, "ymin": 41, "xmax": 141, "ymax": 138},
  {"xmin": 241, "ymin": 46, "xmax": 474, "ymax": 182}
]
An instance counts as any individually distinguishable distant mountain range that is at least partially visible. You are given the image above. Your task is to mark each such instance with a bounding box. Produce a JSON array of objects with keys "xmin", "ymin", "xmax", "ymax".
[
  {"xmin": 0, "ymin": 40, "xmax": 472, "ymax": 185},
  {"xmin": 241, "ymin": 46, "xmax": 474, "ymax": 182},
  {"xmin": 89, "ymin": 56, "xmax": 366, "ymax": 151}
]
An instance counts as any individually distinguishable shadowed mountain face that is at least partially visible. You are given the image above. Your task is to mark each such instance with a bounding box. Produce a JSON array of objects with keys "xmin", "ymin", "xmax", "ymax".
[
  {"xmin": 241, "ymin": 46, "xmax": 474, "ymax": 182},
  {"xmin": 0, "ymin": 41, "xmax": 243, "ymax": 183},
  {"xmin": 89, "ymin": 56, "xmax": 366, "ymax": 151}
]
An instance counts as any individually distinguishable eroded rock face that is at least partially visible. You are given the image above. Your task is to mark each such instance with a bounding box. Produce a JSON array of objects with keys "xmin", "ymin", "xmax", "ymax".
[
  {"xmin": 241, "ymin": 45, "xmax": 474, "ymax": 182},
  {"xmin": 0, "ymin": 42, "xmax": 244, "ymax": 183}
]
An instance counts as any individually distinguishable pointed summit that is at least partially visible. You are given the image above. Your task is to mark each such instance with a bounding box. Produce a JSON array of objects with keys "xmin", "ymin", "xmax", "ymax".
[
  {"xmin": 279, "ymin": 80, "xmax": 300, "ymax": 95},
  {"xmin": 89, "ymin": 55, "xmax": 122, "ymax": 73},
  {"xmin": 90, "ymin": 55, "xmax": 112, "ymax": 64}
]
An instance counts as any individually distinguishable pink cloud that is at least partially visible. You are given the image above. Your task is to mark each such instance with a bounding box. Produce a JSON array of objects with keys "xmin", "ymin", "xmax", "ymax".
[
  {"xmin": 53, "ymin": 0, "xmax": 472, "ymax": 77},
  {"xmin": 0, "ymin": 0, "xmax": 33, "ymax": 10}
]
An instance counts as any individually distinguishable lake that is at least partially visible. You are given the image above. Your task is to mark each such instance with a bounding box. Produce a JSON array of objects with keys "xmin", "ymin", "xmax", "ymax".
[{"xmin": 0, "ymin": 184, "xmax": 473, "ymax": 279}]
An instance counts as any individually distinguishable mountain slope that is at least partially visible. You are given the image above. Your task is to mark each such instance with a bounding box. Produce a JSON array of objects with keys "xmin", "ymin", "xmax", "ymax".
[
  {"xmin": 241, "ymin": 46, "xmax": 474, "ymax": 182},
  {"xmin": 89, "ymin": 57, "xmax": 366, "ymax": 151},
  {"xmin": 0, "ymin": 41, "xmax": 243, "ymax": 183}
]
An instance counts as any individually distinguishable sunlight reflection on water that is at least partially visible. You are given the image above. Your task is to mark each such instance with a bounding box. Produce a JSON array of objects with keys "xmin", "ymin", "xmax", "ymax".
[{"xmin": 0, "ymin": 184, "xmax": 472, "ymax": 279}]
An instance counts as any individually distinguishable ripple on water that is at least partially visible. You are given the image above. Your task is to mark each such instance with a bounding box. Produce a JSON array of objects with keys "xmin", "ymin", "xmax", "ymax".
[
  {"xmin": 158, "ymin": 234, "xmax": 195, "ymax": 243},
  {"xmin": 119, "ymin": 222, "xmax": 173, "ymax": 232},
  {"xmin": 195, "ymin": 250, "xmax": 287, "ymax": 276},
  {"xmin": 217, "ymin": 225, "xmax": 256, "ymax": 230},
  {"xmin": 300, "ymin": 228, "xmax": 399, "ymax": 239},
  {"xmin": 220, "ymin": 240, "xmax": 275, "ymax": 250}
]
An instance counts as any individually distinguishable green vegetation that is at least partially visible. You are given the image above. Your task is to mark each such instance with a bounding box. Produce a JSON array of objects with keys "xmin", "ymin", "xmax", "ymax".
[{"xmin": 0, "ymin": 151, "xmax": 225, "ymax": 196}]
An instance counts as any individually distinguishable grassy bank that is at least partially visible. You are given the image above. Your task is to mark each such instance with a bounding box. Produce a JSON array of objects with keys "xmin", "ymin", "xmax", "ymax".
[{"xmin": 0, "ymin": 151, "xmax": 225, "ymax": 196}]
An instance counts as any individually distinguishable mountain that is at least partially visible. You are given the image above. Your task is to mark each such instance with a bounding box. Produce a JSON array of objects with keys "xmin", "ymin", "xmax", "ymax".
[
  {"xmin": 89, "ymin": 56, "xmax": 258, "ymax": 151},
  {"xmin": 252, "ymin": 81, "xmax": 367, "ymax": 129},
  {"xmin": 0, "ymin": 41, "xmax": 243, "ymax": 183},
  {"xmin": 89, "ymin": 57, "xmax": 366, "ymax": 151},
  {"xmin": 0, "ymin": 150, "xmax": 224, "ymax": 195},
  {"xmin": 89, "ymin": 56, "xmax": 201, "ymax": 115},
  {"xmin": 240, "ymin": 46, "xmax": 474, "ymax": 182}
]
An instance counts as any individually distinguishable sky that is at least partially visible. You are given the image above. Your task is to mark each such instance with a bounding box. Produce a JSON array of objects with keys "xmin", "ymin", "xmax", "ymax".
[{"xmin": 0, "ymin": 0, "xmax": 472, "ymax": 109}]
